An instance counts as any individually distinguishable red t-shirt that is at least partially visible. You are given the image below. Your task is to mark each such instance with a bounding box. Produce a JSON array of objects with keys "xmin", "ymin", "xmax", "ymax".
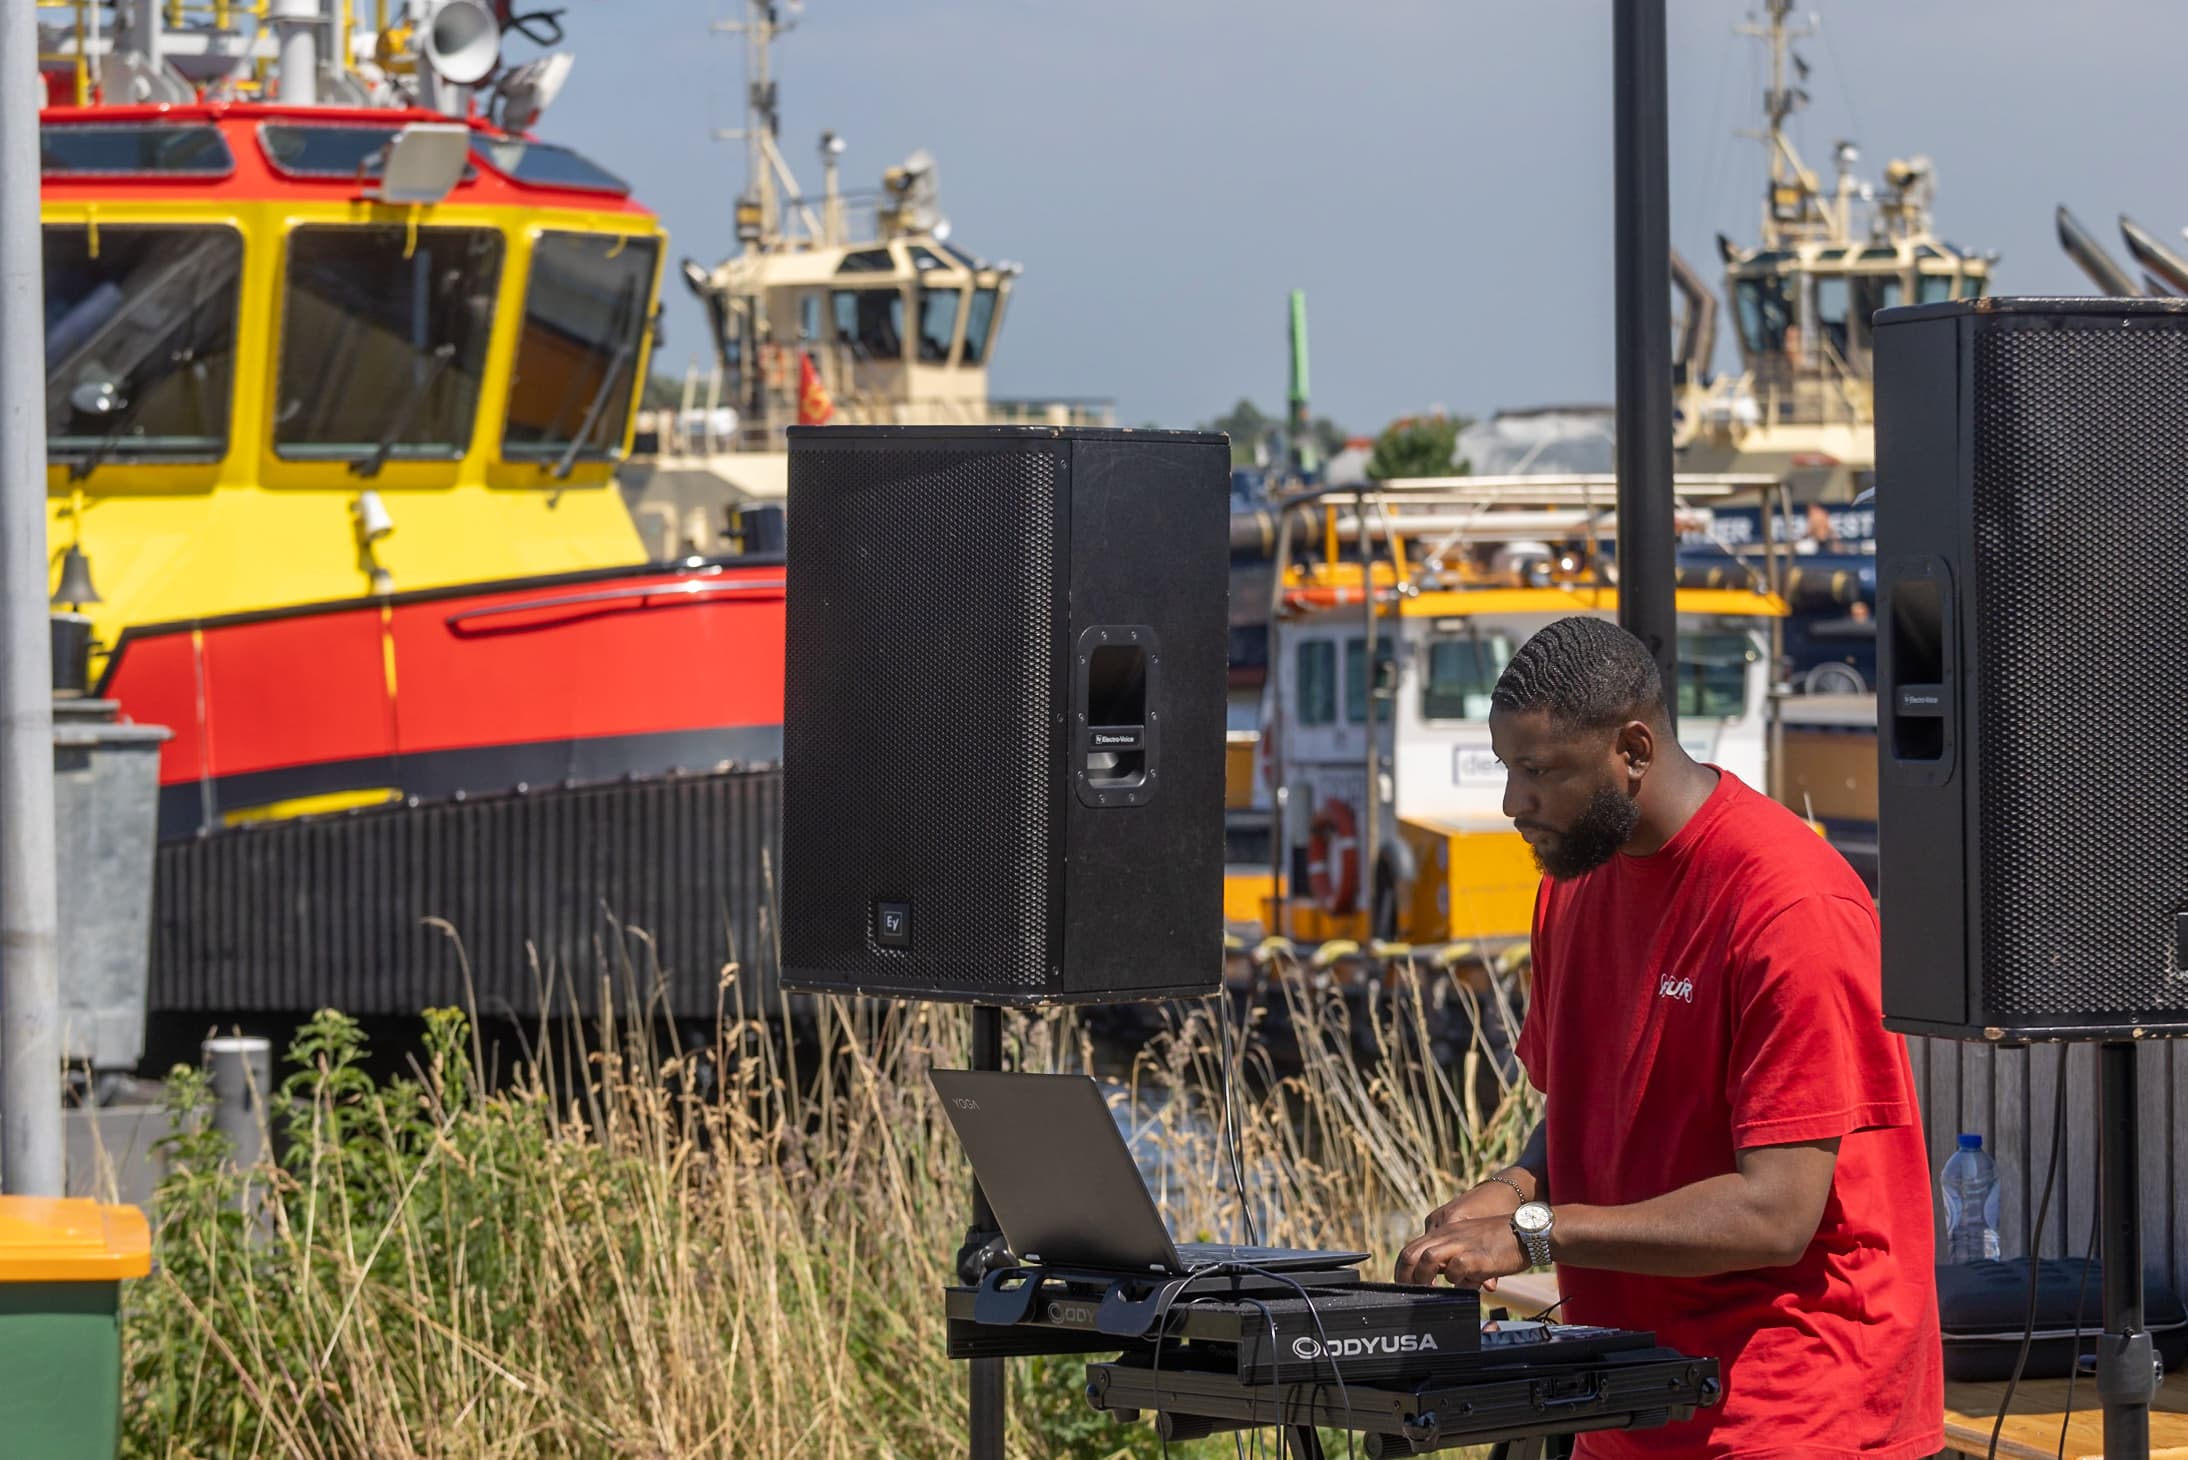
[{"xmin": 1515, "ymin": 769, "xmax": 1942, "ymax": 1458}]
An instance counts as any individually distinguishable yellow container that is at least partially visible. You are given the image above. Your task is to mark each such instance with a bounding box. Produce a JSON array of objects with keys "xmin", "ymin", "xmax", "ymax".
[{"xmin": 0, "ymin": 1198, "xmax": 150, "ymax": 1282}]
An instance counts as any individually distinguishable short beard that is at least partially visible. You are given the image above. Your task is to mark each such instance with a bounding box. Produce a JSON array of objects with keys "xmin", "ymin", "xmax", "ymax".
[{"xmin": 1530, "ymin": 784, "xmax": 1641, "ymax": 880}]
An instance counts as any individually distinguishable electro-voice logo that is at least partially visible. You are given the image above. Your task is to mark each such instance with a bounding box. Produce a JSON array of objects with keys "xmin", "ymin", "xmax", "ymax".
[
  {"xmin": 1289, "ymin": 1333, "xmax": 1441, "ymax": 1361},
  {"xmin": 1092, "ymin": 731, "xmax": 1137, "ymax": 746},
  {"xmin": 1046, "ymin": 1301, "xmax": 1098, "ymax": 1325}
]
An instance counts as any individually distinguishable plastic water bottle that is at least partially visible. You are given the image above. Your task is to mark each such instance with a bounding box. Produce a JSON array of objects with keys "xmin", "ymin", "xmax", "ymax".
[{"xmin": 1940, "ymin": 1133, "xmax": 2003, "ymax": 1263}]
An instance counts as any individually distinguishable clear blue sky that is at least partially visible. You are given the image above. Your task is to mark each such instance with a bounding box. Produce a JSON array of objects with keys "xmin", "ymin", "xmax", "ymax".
[{"xmin": 541, "ymin": 0, "xmax": 2188, "ymax": 435}]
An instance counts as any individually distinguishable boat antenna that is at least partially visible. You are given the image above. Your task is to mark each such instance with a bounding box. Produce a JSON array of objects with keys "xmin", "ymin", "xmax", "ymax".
[{"xmin": 1738, "ymin": 0, "xmax": 1826, "ymax": 250}]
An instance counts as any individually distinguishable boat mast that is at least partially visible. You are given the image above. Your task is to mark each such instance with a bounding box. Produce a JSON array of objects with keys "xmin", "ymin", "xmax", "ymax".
[{"xmin": 1740, "ymin": 0, "xmax": 1837, "ymax": 251}]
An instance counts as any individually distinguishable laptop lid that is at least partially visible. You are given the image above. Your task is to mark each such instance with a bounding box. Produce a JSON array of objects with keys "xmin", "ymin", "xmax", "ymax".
[{"xmin": 931, "ymin": 1069, "xmax": 1185, "ymax": 1273}]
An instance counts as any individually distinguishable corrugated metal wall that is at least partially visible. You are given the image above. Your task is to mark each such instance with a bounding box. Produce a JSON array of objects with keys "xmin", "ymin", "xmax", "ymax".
[
  {"xmin": 1909, "ymin": 1034, "xmax": 2187, "ymax": 1292},
  {"xmin": 150, "ymin": 769, "xmax": 783, "ymax": 1020}
]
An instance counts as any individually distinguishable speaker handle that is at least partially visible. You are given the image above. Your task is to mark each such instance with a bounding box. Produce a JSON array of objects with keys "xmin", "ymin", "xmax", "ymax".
[
  {"xmin": 1074, "ymin": 624, "xmax": 1160, "ymax": 808},
  {"xmin": 1879, "ymin": 555, "xmax": 1956, "ymax": 785}
]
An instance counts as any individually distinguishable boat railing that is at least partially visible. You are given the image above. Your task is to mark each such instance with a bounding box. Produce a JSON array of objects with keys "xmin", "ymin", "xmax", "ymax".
[{"xmin": 37, "ymin": 0, "xmax": 383, "ymax": 105}]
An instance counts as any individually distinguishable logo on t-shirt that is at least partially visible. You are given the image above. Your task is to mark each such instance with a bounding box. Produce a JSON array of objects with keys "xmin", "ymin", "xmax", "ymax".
[{"xmin": 1658, "ymin": 975, "xmax": 1695, "ymax": 1003}]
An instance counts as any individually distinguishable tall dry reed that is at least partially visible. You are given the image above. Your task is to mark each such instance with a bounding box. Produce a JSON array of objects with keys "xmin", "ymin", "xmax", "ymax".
[{"xmin": 121, "ymin": 955, "xmax": 1536, "ymax": 1459}]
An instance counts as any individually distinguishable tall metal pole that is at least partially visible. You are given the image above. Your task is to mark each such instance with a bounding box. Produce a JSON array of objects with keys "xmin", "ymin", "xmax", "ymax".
[
  {"xmin": 0, "ymin": 0, "xmax": 64, "ymax": 1197},
  {"xmin": 1612, "ymin": 0, "xmax": 1679, "ymax": 723},
  {"xmin": 2097, "ymin": 1041, "xmax": 2155, "ymax": 1456}
]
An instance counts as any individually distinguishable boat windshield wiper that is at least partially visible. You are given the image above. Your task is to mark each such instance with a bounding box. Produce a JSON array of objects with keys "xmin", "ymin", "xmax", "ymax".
[
  {"xmin": 350, "ymin": 342, "xmax": 458, "ymax": 478},
  {"xmin": 65, "ymin": 381, "xmax": 146, "ymax": 483},
  {"xmin": 552, "ymin": 335, "xmax": 639, "ymax": 481}
]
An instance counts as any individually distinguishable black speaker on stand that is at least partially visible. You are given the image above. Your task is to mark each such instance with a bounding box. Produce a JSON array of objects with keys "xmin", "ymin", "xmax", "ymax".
[
  {"xmin": 1876, "ymin": 297, "xmax": 2188, "ymax": 1455},
  {"xmin": 776, "ymin": 425, "xmax": 1231, "ymax": 1459}
]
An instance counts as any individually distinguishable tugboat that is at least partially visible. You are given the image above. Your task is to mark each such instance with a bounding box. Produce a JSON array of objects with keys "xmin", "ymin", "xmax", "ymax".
[
  {"xmin": 37, "ymin": 1, "xmax": 787, "ymax": 1025},
  {"xmin": 1673, "ymin": 0, "xmax": 1994, "ymax": 508},
  {"xmin": 620, "ymin": 0, "xmax": 1114, "ymax": 555}
]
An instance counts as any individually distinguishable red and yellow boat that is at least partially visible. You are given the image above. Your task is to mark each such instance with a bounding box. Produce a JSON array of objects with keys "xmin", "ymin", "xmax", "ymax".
[{"xmin": 37, "ymin": 2, "xmax": 785, "ymax": 1018}]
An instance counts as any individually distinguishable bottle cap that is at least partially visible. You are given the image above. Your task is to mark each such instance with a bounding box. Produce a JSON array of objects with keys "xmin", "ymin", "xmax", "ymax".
[{"xmin": 1957, "ymin": 1133, "xmax": 1982, "ymax": 1149}]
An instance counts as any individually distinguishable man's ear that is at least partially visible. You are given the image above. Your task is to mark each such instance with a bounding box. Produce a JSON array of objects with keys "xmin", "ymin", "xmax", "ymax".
[{"xmin": 1615, "ymin": 718, "xmax": 1656, "ymax": 786}]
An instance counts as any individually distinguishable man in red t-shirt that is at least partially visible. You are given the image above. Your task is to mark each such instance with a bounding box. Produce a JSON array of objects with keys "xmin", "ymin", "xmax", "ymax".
[{"xmin": 1394, "ymin": 616, "xmax": 1942, "ymax": 1457}]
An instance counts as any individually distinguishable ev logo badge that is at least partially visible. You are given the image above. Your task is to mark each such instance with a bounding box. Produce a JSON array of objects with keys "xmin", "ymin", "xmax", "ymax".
[{"xmin": 882, "ymin": 911, "xmax": 903, "ymax": 934}]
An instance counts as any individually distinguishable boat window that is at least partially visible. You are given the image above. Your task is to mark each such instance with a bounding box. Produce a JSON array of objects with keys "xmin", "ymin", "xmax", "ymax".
[
  {"xmin": 909, "ymin": 245, "xmax": 957, "ymax": 272},
  {"xmin": 1851, "ymin": 274, "xmax": 1901, "ymax": 326},
  {"xmin": 1958, "ymin": 271, "xmax": 1987, "ymax": 300},
  {"xmin": 43, "ymin": 225, "xmax": 242, "ymax": 466},
  {"xmin": 1421, "ymin": 631, "xmax": 1515, "ymax": 722},
  {"xmin": 831, "ymin": 288, "xmax": 904, "ymax": 362},
  {"xmin": 1296, "ymin": 640, "xmax": 1336, "ymax": 726},
  {"xmin": 1916, "ymin": 273, "xmax": 1953, "ymax": 305},
  {"xmin": 504, "ymin": 232, "xmax": 661, "ymax": 461},
  {"xmin": 1733, "ymin": 275, "xmax": 1794, "ymax": 356},
  {"xmin": 1814, "ymin": 276, "xmax": 1850, "ymax": 362},
  {"xmin": 960, "ymin": 286, "xmax": 1000, "ymax": 366},
  {"xmin": 258, "ymin": 123, "xmax": 471, "ymax": 183},
  {"xmin": 799, "ymin": 292, "xmax": 822, "ymax": 342},
  {"xmin": 1672, "ymin": 631, "xmax": 1758, "ymax": 720},
  {"xmin": 918, "ymin": 286, "xmax": 961, "ymax": 363},
  {"xmin": 1859, "ymin": 244, "xmax": 1900, "ymax": 262},
  {"xmin": 1224, "ymin": 815, "xmax": 1272, "ymax": 868},
  {"xmin": 41, "ymin": 124, "xmax": 233, "ymax": 177},
  {"xmin": 275, "ymin": 225, "xmax": 501, "ymax": 461},
  {"xmin": 836, "ymin": 249, "xmax": 894, "ymax": 274},
  {"xmin": 472, "ymin": 138, "xmax": 628, "ymax": 194},
  {"xmin": 1343, "ymin": 638, "xmax": 1396, "ymax": 723}
]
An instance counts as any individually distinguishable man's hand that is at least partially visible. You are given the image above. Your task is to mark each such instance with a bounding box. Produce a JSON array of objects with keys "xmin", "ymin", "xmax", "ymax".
[
  {"xmin": 1393, "ymin": 1214, "xmax": 1529, "ymax": 1289},
  {"xmin": 1422, "ymin": 1178, "xmax": 1522, "ymax": 1233}
]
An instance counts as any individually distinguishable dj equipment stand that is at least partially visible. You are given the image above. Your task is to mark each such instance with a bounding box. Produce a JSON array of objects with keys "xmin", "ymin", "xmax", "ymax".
[
  {"xmin": 957, "ymin": 1005, "xmax": 1008, "ymax": 1460},
  {"xmin": 2099, "ymin": 1041, "xmax": 2158, "ymax": 1455}
]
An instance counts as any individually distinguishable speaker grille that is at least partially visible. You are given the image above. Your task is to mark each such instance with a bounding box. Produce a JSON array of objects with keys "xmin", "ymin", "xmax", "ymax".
[
  {"xmin": 1973, "ymin": 323, "xmax": 2188, "ymax": 1022},
  {"xmin": 780, "ymin": 442, "xmax": 1064, "ymax": 996}
]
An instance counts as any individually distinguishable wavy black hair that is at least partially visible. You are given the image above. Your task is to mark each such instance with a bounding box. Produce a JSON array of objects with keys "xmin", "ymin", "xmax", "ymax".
[{"xmin": 1491, "ymin": 616, "xmax": 1666, "ymax": 731}]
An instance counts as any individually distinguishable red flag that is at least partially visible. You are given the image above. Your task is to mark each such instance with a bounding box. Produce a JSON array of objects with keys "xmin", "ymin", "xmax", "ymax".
[{"xmin": 796, "ymin": 351, "xmax": 835, "ymax": 426}]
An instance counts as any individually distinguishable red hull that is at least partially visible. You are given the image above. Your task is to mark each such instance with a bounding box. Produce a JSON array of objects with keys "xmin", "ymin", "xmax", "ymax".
[{"xmin": 100, "ymin": 559, "xmax": 786, "ymax": 839}]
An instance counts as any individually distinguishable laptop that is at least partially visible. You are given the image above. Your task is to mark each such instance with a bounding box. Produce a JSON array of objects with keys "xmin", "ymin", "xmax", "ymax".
[{"xmin": 931, "ymin": 1068, "xmax": 1367, "ymax": 1275}]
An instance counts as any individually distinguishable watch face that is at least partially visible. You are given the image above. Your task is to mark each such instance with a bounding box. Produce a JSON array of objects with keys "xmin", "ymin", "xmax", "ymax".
[{"xmin": 1514, "ymin": 1202, "xmax": 1553, "ymax": 1234}]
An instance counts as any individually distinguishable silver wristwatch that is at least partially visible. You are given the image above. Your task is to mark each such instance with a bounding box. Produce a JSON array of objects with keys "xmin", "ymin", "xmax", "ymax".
[{"xmin": 1511, "ymin": 1200, "xmax": 1553, "ymax": 1268}]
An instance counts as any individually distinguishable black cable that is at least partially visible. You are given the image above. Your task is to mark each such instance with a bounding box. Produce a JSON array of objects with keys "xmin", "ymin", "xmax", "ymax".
[
  {"xmin": 1526, "ymin": 1297, "xmax": 1565, "ymax": 1323},
  {"xmin": 1989, "ymin": 1066, "xmax": 2071, "ymax": 1460},
  {"xmin": 1218, "ymin": 994, "xmax": 1261, "ymax": 1246},
  {"xmin": 1230, "ymin": 1262, "xmax": 1356, "ymax": 1460},
  {"xmin": 2056, "ymin": 1205, "xmax": 2101, "ymax": 1460}
]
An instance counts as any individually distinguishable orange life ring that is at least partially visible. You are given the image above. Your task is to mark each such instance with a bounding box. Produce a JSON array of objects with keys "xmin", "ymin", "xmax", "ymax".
[
  {"xmin": 762, "ymin": 343, "xmax": 790, "ymax": 392},
  {"xmin": 1306, "ymin": 797, "xmax": 1360, "ymax": 915}
]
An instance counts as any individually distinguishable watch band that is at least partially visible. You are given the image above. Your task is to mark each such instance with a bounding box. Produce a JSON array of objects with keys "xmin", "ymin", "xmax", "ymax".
[
  {"xmin": 1478, "ymin": 1171, "xmax": 1528, "ymax": 1203},
  {"xmin": 1518, "ymin": 1225, "xmax": 1552, "ymax": 1268}
]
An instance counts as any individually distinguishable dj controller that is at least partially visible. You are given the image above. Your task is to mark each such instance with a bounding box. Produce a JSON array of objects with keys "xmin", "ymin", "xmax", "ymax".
[{"xmin": 946, "ymin": 1264, "xmax": 1720, "ymax": 1457}]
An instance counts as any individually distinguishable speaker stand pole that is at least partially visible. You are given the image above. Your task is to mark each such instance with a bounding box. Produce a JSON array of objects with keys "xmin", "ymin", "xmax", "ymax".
[
  {"xmin": 2098, "ymin": 1039, "xmax": 2154, "ymax": 1458},
  {"xmin": 963, "ymin": 1004, "xmax": 1007, "ymax": 1460}
]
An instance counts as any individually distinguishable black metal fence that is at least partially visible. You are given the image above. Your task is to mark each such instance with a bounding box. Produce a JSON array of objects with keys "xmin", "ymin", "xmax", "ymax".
[{"xmin": 150, "ymin": 768, "xmax": 783, "ymax": 1021}]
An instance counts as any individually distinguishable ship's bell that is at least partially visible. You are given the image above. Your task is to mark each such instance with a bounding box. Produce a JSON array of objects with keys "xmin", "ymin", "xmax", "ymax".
[{"xmin": 51, "ymin": 544, "xmax": 101, "ymax": 609}]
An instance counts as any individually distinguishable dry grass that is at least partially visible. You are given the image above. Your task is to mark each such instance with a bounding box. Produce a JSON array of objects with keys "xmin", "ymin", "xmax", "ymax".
[{"xmin": 122, "ymin": 955, "xmax": 1535, "ymax": 1459}]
